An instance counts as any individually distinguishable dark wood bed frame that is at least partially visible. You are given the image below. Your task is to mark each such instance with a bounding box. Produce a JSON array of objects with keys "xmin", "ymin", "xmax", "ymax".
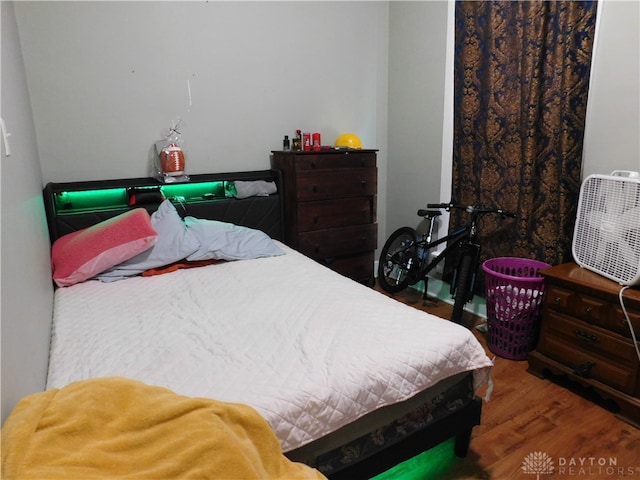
[{"xmin": 43, "ymin": 169, "xmax": 483, "ymax": 479}]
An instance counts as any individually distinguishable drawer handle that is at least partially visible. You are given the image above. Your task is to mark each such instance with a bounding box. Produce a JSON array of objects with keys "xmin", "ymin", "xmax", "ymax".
[
  {"xmin": 584, "ymin": 306, "xmax": 593, "ymax": 314},
  {"xmin": 553, "ymin": 297, "xmax": 561, "ymax": 304},
  {"xmin": 313, "ymin": 215, "xmax": 319, "ymax": 224},
  {"xmin": 311, "ymin": 161, "xmax": 316, "ymax": 169},
  {"xmin": 573, "ymin": 328, "xmax": 598, "ymax": 343},
  {"xmin": 573, "ymin": 361, "xmax": 595, "ymax": 378},
  {"xmin": 312, "ymin": 185, "xmax": 318, "ymax": 193},
  {"xmin": 361, "ymin": 180, "xmax": 367, "ymax": 188}
]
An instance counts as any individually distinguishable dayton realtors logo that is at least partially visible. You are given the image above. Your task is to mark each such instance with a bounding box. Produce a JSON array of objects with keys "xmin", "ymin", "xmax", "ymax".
[
  {"xmin": 522, "ymin": 451, "xmax": 554, "ymax": 479},
  {"xmin": 522, "ymin": 451, "xmax": 640, "ymax": 478}
]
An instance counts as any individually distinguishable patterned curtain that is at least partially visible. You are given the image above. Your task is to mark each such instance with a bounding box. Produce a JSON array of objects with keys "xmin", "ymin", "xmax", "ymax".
[{"xmin": 449, "ymin": 0, "xmax": 597, "ymax": 287}]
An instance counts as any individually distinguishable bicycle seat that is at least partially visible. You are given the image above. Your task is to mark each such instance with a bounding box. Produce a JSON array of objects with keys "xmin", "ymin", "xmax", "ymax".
[{"xmin": 417, "ymin": 209, "xmax": 442, "ymax": 218}]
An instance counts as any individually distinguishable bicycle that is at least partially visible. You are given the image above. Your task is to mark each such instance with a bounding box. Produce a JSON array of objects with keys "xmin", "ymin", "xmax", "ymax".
[{"xmin": 377, "ymin": 202, "xmax": 517, "ymax": 326}]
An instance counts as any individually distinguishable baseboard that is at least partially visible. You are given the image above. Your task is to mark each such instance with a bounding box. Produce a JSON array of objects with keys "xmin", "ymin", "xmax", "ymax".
[{"xmin": 410, "ymin": 277, "xmax": 487, "ymax": 319}]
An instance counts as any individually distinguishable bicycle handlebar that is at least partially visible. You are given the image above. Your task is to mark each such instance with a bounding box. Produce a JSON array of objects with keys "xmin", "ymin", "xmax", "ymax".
[{"xmin": 426, "ymin": 202, "xmax": 517, "ymax": 218}]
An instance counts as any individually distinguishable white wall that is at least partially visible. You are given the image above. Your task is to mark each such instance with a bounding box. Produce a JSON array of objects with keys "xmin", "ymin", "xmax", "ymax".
[
  {"xmin": 387, "ymin": 1, "xmax": 448, "ymax": 237},
  {"xmin": 582, "ymin": 0, "xmax": 640, "ymax": 177},
  {"xmin": 15, "ymin": 1, "xmax": 389, "ymax": 184},
  {"xmin": 1, "ymin": 1, "xmax": 55, "ymax": 423}
]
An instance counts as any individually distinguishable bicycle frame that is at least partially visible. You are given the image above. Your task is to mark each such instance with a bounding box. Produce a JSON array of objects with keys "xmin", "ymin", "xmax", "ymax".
[
  {"xmin": 378, "ymin": 202, "xmax": 515, "ymax": 326},
  {"xmin": 412, "ymin": 225, "xmax": 476, "ymax": 281}
]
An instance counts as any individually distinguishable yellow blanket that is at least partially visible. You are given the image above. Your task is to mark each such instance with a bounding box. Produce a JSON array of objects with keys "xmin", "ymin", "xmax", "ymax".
[{"xmin": 1, "ymin": 377, "xmax": 327, "ymax": 480}]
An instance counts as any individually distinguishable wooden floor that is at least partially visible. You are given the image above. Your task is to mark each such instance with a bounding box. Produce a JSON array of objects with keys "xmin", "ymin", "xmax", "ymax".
[{"xmin": 374, "ymin": 282, "xmax": 640, "ymax": 480}]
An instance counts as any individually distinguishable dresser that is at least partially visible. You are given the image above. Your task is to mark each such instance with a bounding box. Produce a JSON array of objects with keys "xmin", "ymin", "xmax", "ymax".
[
  {"xmin": 271, "ymin": 149, "xmax": 378, "ymax": 285},
  {"xmin": 527, "ymin": 262, "xmax": 640, "ymax": 427}
]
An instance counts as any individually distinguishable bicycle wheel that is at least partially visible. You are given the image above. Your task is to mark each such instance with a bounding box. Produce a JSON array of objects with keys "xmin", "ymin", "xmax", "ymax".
[
  {"xmin": 377, "ymin": 227, "xmax": 420, "ymax": 293},
  {"xmin": 451, "ymin": 251, "xmax": 475, "ymax": 326}
]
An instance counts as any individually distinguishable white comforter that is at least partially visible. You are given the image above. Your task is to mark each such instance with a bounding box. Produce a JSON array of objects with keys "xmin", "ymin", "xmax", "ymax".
[{"xmin": 47, "ymin": 243, "xmax": 493, "ymax": 452}]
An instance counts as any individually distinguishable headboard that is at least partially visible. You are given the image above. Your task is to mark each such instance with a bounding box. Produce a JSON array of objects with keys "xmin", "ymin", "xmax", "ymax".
[{"xmin": 43, "ymin": 170, "xmax": 284, "ymax": 244}]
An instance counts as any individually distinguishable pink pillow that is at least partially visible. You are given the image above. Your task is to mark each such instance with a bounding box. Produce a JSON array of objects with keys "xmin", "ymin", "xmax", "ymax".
[{"xmin": 51, "ymin": 209, "xmax": 157, "ymax": 287}]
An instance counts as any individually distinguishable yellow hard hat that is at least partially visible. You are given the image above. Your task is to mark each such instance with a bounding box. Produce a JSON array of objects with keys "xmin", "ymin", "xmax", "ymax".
[{"xmin": 335, "ymin": 133, "xmax": 363, "ymax": 149}]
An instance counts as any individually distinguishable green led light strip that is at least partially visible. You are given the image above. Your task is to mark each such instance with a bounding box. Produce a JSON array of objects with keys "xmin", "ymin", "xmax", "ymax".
[
  {"xmin": 54, "ymin": 181, "xmax": 228, "ymax": 213},
  {"xmin": 371, "ymin": 437, "xmax": 457, "ymax": 480},
  {"xmin": 162, "ymin": 181, "xmax": 227, "ymax": 200},
  {"xmin": 54, "ymin": 188, "xmax": 128, "ymax": 212}
]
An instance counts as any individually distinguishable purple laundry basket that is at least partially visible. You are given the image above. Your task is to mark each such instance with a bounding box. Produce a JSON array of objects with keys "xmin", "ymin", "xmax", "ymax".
[{"xmin": 482, "ymin": 257, "xmax": 551, "ymax": 360}]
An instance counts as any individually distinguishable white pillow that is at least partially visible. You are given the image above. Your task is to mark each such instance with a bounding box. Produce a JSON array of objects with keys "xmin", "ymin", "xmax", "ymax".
[
  {"xmin": 95, "ymin": 200, "xmax": 200, "ymax": 281},
  {"xmin": 184, "ymin": 216, "xmax": 284, "ymax": 262}
]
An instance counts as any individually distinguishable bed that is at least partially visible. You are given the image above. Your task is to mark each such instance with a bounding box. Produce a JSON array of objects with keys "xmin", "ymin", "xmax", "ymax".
[{"xmin": 37, "ymin": 170, "xmax": 493, "ymax": 479}]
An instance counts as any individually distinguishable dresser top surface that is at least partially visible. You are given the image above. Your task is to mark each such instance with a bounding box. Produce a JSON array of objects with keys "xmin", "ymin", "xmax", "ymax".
[
  {"xmin": 271, "ymin": 149, "xmax": 378, "ymax": 154},
  {"xmin": 542, "ymin": 262, "xmax": 640, "ymax": 304}
]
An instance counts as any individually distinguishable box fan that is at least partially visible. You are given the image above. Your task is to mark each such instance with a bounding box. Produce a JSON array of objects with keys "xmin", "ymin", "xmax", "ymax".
[{"xmin": 572, "ymin": 170, "xmax": 640, "ymax": 285}]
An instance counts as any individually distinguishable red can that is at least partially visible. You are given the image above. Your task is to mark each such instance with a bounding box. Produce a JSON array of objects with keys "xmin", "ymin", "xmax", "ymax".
[
  {"xmin": 312, "ymin": 132, "xmax": 321, "ymax": 151},
  {"xmin": 303, "ymin": 132, "xmax": 311, "ymax": 151}
]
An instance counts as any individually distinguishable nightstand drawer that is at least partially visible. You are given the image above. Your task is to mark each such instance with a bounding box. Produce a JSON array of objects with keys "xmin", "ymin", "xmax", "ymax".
[
  {"xmin": 298, "ymin": 224, "xmax": 377, "ymax": 259},
  {"xmin": 544, "ymin": 285, "xmax": 609, "ymax": 329},
  {"xmin": 540, "ymin": 310, "xmax": 639, "ymax": 365},
  {"xmin": 537, "ymin": 330, "xmax": 638, "ymax": 395},
  {"xmin": 295, "ymin": 168, "xmax": 377, "ymax": 201},
  {"xmin": 297, "ymin": 197, "xmax": 374, "ymax": 232},
  {"xmin": 608, "ymin": 306, "xmax": 640, "ymax": 339},
  {"xmin": 574, "ymin": 295, "xmax": 608, "ymax": 326},
  {"xmin": 544, "ymin": 285, "xmax": 573, "ymax": 311}
]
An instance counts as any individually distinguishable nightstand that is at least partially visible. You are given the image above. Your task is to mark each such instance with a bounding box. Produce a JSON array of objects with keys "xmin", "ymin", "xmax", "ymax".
[{"xmin": 527, "ymin": 262, "xmax": 640, "ymax": 427}]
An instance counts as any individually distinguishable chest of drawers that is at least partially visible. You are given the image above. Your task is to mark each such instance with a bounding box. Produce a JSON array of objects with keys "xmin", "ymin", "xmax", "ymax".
[
  {"xmin": 527, "ymin": 262, "xmax": 640, "ymax": 427},
  {"xmin": 271, "ymin": 149, "xmax": 378, "ymax": 285}
]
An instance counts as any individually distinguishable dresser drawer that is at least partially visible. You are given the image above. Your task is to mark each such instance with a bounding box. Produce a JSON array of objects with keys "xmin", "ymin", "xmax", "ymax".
[
  {"xmin": 544, "ymin": 284, "xmax": 609, "ymax": 329},
  {"xmin": 607, "ymin": 305, "xmax": 640, "ymax": 339},
  {"xmin": 321, "ymin": 252, "xmax": 375, "ymax": 284},
  {"xmin": 298, "ymin": 224, "xmax": 377, "ymax": 259},
  {"xmin": 537, "ymin": 333, "xmax": 638, "ymax": 395},
  {"xmin": 544, "ymin": 285, "xmax": 573, "ymax": 311},
  {"xmin": 295, "ymin": 152, "xmax": 376, "ymax": 170},
  {"xmin": 540, "ymin": 310, "xmax": 638, "ymax": 364},
  {"xmin": 295, "ymin": 168, "xmax": 377, "ymax": 201},
  {"xmin": 297, "ymin": 197, "xmax": 374, "ymax": 232},
  {"xmin": 537, "ymin": 311, "xmax": 639, "ymax": 394}
]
